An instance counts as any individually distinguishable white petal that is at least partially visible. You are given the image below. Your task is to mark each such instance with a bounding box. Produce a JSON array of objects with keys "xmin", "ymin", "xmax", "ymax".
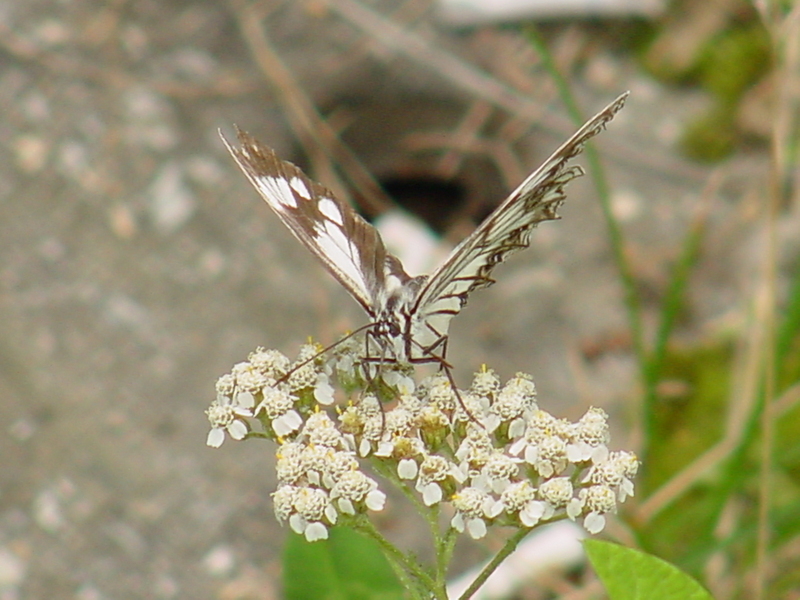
[
  {"xmin": 304, "ymin": 522, "xmax": 329, "ymax": 542},
  {"xmin": 451, "ymin": 513, "xmax": 465, "ymax": 532},
  {"xmin": 566, "ymin": 498, "xmax": 582, "ymax": 520},
  {"xmin": 396, "ymin": 375, "xmax": 415, "ymax": 395},
  {"xmin": 450, "ymin": 464, "xmax": 468, "ymax": 483},
  {"xmin": 591, "ymin": 445, "xmax": 610, "ymax": 464},
  {"xmin": 537, "ymin": 461, "xmax": 554, "ymax": 478},
  {"xmin": 236, "ymin": 390, "xmax": 255, "ymax": 409},
  {"xmin": 471, "ymin": 474, "xmax": 490, "ymax": 493},
  {"xmin": 289, "ymin": 514, "xmax": 306, "ymax": 535},
  {"xmin": 584, "ymin": 512, "xmax": 606, "ymax": 534},
  {"xmin": 227, "ymin": 420, "xmax": 248, "ymax": 441},
  {"xmin": 508, "ymin": 438, "xmax": 525, "ymax": 456},
  {"xmin": 567, "ymin": 441, "xmax": 592, "ymax": 462},
  {"xmin": 326, "ymin": 504, "xmax": 340, "ymax": 523},
  {"xmin": 397, "ymin": 459, "xmax": 418, "ymax": 480},
  {"xmin": 285, "ymin": 410, "xmax": 304, "ymax": 429},
  {"xmin": 620, "ymin": 478, "xmax": 635, "ymax": 501},
  {"xmin": 381, "ymin": 370, "xmax": 402, "ymax": 387},
  {"xmin": 206, "ymin": 428, "xmax": 225, "ymax": 448},
  {"xmin": 314, "ymin": 378, "xmax": 335, "ymax": 405},
  {"xmin": 455, "ymin": 442, "xmax": 469, "ymax": 462},
  {"xmin": 483, "ymin": 414, "xmax": 500, "ymax": 433},
  {"xmin": 491, "ymin": 478, "xmax": 510, "ymax": 494},
  {"xmin": 273, "ymin": 411, "xmax": 302, "ymax": 437},
  {"xmin": 359, "ymin": 438, "xmax": 372, "ymax": 457},
  {"xmin": 520, "ymin": 501, "xmax": 545, "ymax": 527},
  {"xmin": 374, "ymin": 441, "xmax": 393, "ymax": 457},
  {"xmin": 272, "ymin": 417, "xmax": 290, "ymax": 437},
  {"xmin": 467, "ymin": 518, "xmax": 487, "ymax": 539},
  {"xmin": 485, "ymin": 499, "xmax": 504, "ymax": 518},
  {"xmin": 508, "ymin": 417, "xmax": 525, "ymax": 439},
  {"xmin": 422, "ymin": 483, "xmax": 442, "ymax": 506},
  {"xmin": 366, "ymin": 490, "xmax": 386, "ymax": 511},
  {"xmin": 337, "ymin": 354, "xmax": 354, "ymax": 372},
  {"xmin": 338, "ymin": 498, "xmax": 355, "ymax": 515}
]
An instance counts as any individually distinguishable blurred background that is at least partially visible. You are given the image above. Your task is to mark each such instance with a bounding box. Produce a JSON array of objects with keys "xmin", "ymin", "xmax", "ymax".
[{"xmin": 1, "ymin": 0, "xmax": 798, "ymax": 598}]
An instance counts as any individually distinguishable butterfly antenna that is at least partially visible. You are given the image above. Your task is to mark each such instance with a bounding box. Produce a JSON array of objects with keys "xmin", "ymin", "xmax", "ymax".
[{"xmin": 274, "ymin": 323, "xmax": 374, "ymax": 386}]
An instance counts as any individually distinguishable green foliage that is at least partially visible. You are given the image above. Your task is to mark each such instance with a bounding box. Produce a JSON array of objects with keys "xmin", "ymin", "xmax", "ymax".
[
  {"xmin": 283, "ymin": 528, "xmax": 404, "ymax": 600},
  {"xmin": 680, "ymin": 107, "xmax": 738, "ymax": 162},
  {"xmin": 639, "ymin": 1, "xmax": 773, "ymax": 160},
  {"xmin": 646, "ymin": 343, "xmax": 733, "ymax": 492},
  {"xmin": 585, "ymin": 540, "xmax": 713, "ymax": 600},
  {"xmin": 696, "ymin": 24, "xmax": 771, "ymax": 103},
  {"xmin": 681, "ymin": 21, "xmax": 771, "ymax": 161}
]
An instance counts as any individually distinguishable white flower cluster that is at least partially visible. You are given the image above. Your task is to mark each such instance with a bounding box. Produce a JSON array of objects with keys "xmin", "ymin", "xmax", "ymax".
[{"xmin": 207, "ymin": 344, "xmax": 638, "ymax": 542}]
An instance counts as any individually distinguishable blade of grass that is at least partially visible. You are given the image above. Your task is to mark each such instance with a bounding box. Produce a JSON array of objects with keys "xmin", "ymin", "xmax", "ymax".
[
  {"xmin": 643, "ymin": 180, "xmax": 716, "ymax": 453},
  {"xmin": 523, "ymin": 27, "xmax": 647, "ymax": 391}
]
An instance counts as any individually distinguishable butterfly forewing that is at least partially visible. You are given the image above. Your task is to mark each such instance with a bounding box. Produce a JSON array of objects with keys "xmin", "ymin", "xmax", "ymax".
[
  {"xmin": 221, "ymin": 92, "xmax": 627, "ymax": 367},
  {"xmin": 220, "ymin": 129, "xmax": 405, "ymax": 316},
  {"xmin": 410, "ymin": 92, "xmax": 629, "ymax": 342}
]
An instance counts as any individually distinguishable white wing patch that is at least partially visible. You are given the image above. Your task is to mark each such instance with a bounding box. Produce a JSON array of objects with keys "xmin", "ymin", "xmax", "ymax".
[
  {"xmin": 317, "ymin": 197, "xmax": 344, "ymax": 226},
  {"xmin": 260, "ymin": 175, "xmax": 297, "ymax": 209},
  {"xmin": 313, "ymin": 220, "xmax": 369, "ymax": 296},
  {"xmin": 290, "ymin": 176, "xmax": 311, "ymax": 199},
  {"xmin": 219, "ymin": 128, "xmax": 395, "ymax": 314}
]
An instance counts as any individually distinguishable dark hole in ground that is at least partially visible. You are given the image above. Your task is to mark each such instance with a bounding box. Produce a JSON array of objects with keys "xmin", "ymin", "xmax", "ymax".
[{"xmin": 378, "ymin": 176, "xmax": 467, "ymax": 235}]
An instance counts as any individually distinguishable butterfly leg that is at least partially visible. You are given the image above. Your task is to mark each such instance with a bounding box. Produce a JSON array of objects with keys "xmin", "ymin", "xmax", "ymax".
[{"xmin": 405, "ymin": 335, "xmax": 483, "ymax": 426}]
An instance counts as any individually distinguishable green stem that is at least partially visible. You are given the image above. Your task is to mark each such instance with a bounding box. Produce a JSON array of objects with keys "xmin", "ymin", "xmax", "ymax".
[
  {"xmin": 424, "ymin": 503, "xmax": 452, "ymax": 599},
  {"xmin": 438, "ymin": 526, "xmax": 459, "ymax": 582},
  {"xmin": 349, "ymin": 515, "xmax": 438, "ymax": 597},
  {"xmin": 458, "ymin": 528, "xmax": 530, "ymax": 600},
  {"xmin": 369, "ymin": 458, "xmax": 464, "ymax": 598}
]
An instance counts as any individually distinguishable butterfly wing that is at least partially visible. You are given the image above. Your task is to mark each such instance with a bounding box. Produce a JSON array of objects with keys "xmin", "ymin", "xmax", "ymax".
[
  {"xmin": 220, "ymin": 129, "xmax": 405, "ymax": 317},
  {"xmin": 410, "ymin": 92, "xmax": 628, "ymax": 345}
]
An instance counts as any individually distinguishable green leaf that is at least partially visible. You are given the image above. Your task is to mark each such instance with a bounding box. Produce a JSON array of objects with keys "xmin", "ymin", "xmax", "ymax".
[
  {"xmin": 584, "ymin": 540, "xmax": 714, "ymax": 600},
  {"xmin": 283, "ymin": 528, "xmax": 404, "ymax": 600}
]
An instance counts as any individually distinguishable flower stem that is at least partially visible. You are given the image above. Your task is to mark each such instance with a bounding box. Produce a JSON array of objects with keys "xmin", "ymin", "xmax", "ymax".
[
  {"xmin": 458, "ymin": 528, "xmax": 530, "ymax": 600},
  {"xmin": 349, "ymin": 515, "xmax": 439, "ymax": 597}
]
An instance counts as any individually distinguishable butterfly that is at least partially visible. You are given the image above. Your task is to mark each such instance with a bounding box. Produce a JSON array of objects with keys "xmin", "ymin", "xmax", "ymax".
[{"xmin": 220, "ymin": 92, "xmax": 627, "ymax": 372}]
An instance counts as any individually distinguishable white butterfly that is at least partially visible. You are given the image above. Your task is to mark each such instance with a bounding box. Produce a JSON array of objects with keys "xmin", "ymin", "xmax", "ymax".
[{"xmin": 220, "ymin": 92, "xmax": 627, "ymax": 368}]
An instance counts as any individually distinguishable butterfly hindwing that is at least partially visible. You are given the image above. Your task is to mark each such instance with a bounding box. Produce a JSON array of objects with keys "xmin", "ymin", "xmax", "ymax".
[
  {"xmin": 220, "ymin": 129, "xmax": 401, "ymax": 316},
  {"xmin": 410, "ymin": 92, "xmax": 629, "ymax": 343}
]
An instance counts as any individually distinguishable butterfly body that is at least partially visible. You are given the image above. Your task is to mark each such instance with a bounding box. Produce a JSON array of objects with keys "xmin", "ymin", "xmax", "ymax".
[{"xmin": 221, "ymin": 92, "xmax": 628, "ymax": 369}]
